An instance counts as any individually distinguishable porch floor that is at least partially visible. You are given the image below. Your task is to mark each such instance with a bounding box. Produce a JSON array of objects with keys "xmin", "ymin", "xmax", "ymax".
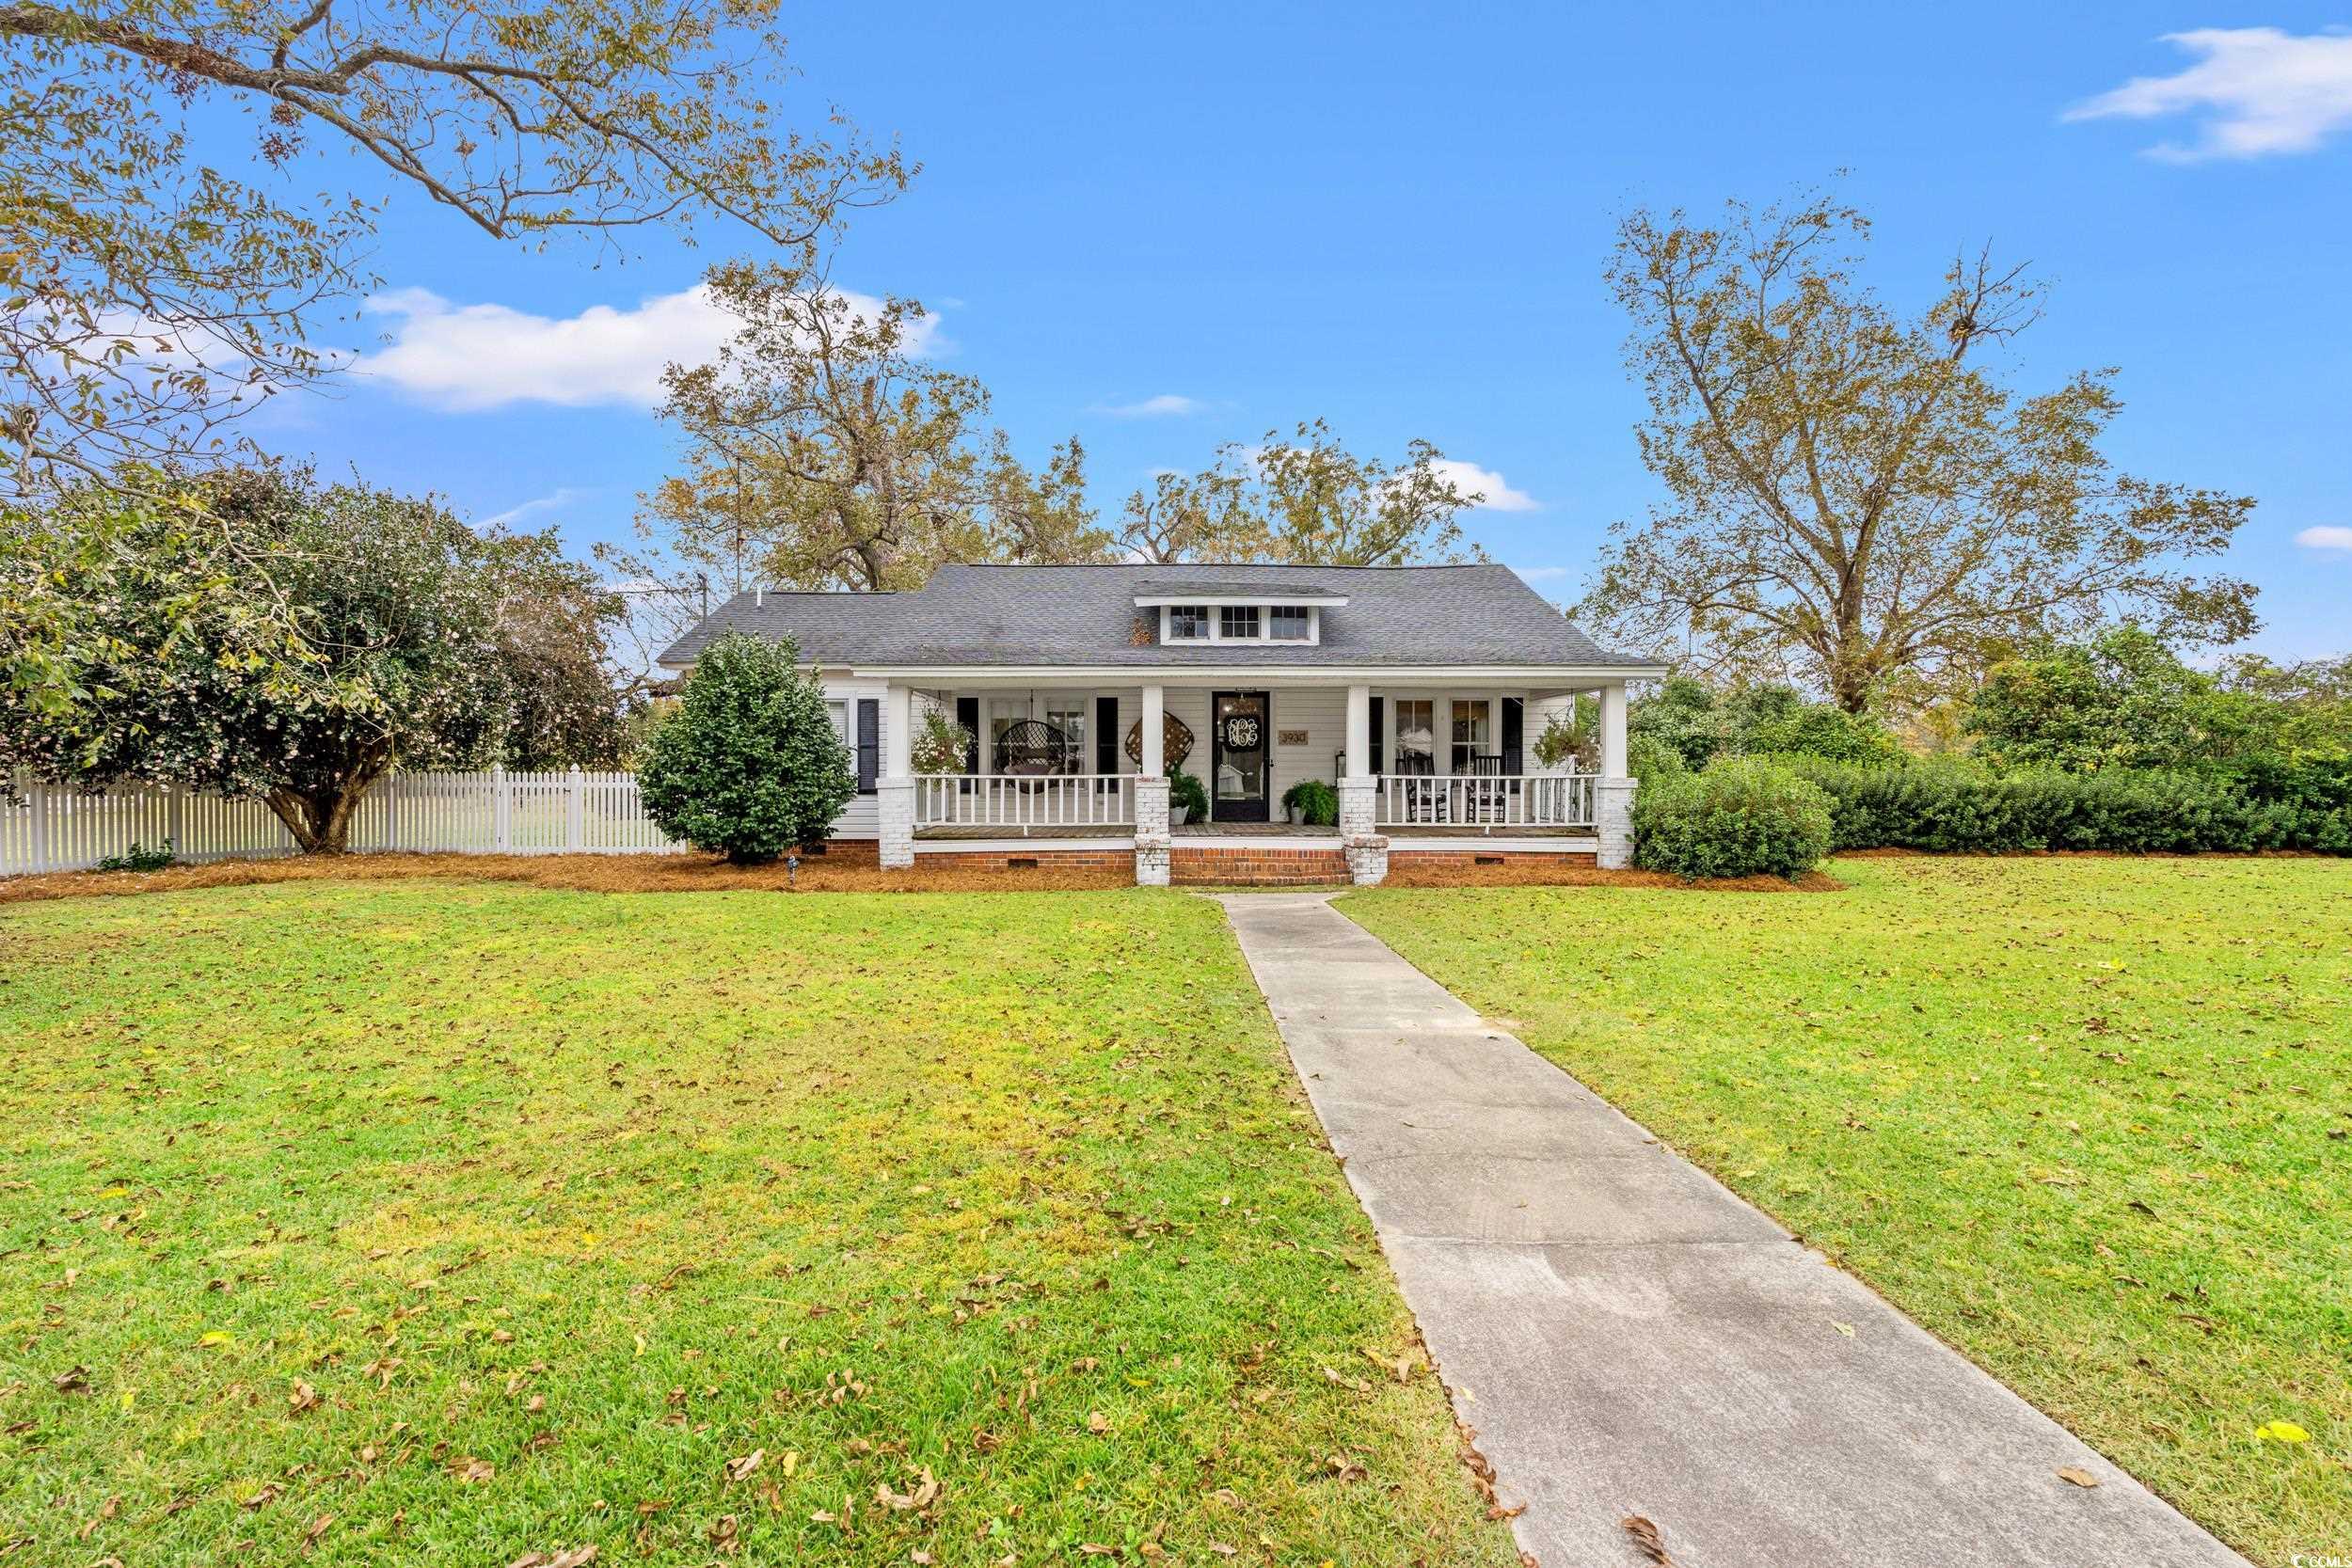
[{"xmin": 913, "ymin": 821, "xmax": 1592, "ymax": 841}]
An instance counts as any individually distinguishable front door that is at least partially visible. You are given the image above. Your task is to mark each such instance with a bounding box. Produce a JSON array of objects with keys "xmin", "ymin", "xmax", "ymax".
[{"xmin": 1211, "ymin": 691, "xmax": 1271, "ymax": 822}]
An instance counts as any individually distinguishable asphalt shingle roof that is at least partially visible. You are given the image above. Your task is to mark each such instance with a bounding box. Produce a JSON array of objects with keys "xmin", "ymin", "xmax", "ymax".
[{"xmin": 655, "ymin": 562, "xmax": 1654, "ymax": 670}]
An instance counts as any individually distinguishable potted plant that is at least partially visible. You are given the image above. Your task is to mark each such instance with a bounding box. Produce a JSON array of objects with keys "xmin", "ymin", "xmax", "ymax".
[
  {"xmin": 1167, "ymin": 767, "xmax": 1208, "ymax": 827},
  {"xmin": 1281, "ymin": 779, "xmax": 1339, "ymax": 827}
]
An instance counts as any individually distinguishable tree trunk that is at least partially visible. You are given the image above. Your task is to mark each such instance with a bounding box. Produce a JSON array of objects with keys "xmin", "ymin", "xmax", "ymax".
[{"xmin": 264, "ymin": 759, "xmax": 388, "ymax": 854}]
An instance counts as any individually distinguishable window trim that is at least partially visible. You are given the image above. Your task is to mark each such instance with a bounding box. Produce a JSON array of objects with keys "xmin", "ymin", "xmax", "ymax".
[{"xmin": 1159, "ymin": 603, "xmax": 1321, "ymax": 646}]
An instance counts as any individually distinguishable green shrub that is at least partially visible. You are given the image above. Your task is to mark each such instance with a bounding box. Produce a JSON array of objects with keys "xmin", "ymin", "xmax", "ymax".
[
  {"xmin": 1633, "ymin": 757, "xmax": 1834, "ymax": 880},
  {"xmin": 1167, "ymin": 767, "xmax": 1209, "ymax": 821},
  {"xmin": 1281, "ymin": 779, "xmax": 1339, "ymax": 826},
  {"xmin": 636, "ymin": 630, "xmax": 855, "ymax": 864},
  {"xmin": 96, "ymin": 839, "xmax": 175, "ymax": 873},
  {"xmin": 1744, "ymin": 704, "xmax": 1906, "ymax": 764},
  {"xmin": 1626, "ymin": 732, "xmax": 1689, "ymax": 784},
  {"xmin": 1770, "ymin": 755, "xmax": 2352, "ymax": 855}
]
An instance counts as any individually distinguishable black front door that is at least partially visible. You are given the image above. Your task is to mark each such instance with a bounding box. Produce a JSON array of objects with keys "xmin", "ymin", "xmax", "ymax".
[{"xmin": 1211, "ymin": 691, "xmax": 1271, "ymax": 822}]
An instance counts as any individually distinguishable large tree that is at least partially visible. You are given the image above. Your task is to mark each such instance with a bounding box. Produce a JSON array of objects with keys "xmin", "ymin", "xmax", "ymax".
[
  {"xmin": 1582, "ymin": 189, "xmax": 2257, "ymax": 713},
  {"xmin": 5, "ymin": 466, "xmax": 627, "ymax": 849},
  {"xmin": 641, "ymin": 263, "xmax": 1110, "ymax": 592},
  {"xmin": 1113, "ymin": 421, "xmax": 1485, "ymax": 566},
  {"xmin": 1, "ymin": 0, "xmax": 907, "ymax": 490},
  {"xmin": 1252, "ymin": 419, "xmax": 1485, "ymax": 566}
]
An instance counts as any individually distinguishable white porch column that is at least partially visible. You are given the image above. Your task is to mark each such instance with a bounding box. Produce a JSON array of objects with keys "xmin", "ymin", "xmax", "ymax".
[
  {"xmin": 879, "ymin": 681, "xmax": 915, "ymax": 869},
  {"xmin": 1133, "ymin": 682, "xmax": 1170, "ymax": 886},
  {"xmin": 1139, "ymin": 683, "xmax": 1166, "ymax": 775},
  {"xmin": 1596, "ymin": 680, "xmax": 1636, "ymax": 870},
  {"xmin": 1340, "ymin": 681, "xmax": 1387, "ymax": 886}
]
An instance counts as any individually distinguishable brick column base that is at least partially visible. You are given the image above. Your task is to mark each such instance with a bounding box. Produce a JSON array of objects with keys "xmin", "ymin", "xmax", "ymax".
[
  {"xmin": 878, "ymin": 778, "xmax": 915, "ymax": 869},
  {"xmin": 1597, "ymin": 776, "xmax": 1637, "ymax": 870},
  {"xmin": 1134, "ymin": 776, "xmax": 1171, "ymax": 887},
  {"xmin": 1339, "ymin": 776, "xmax": 1387, "ymax": 886}
]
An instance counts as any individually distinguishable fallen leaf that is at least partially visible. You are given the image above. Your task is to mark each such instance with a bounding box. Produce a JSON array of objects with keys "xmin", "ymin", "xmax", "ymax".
[
  {"xmin": 2256, "ymin": 1420, "xmax": 2312, "ymax": 1444},
  {"xmin": 448, "ymin": 1456, "xmax": 495, "ymax": 1483},
  {"xmin": 288, "ymin": 1380, "xmax": 320, "ymax": 1414},
  {"xmin": 1087, "ymin": 1410, "xmax": 1110, "ymax": 1434},
  {"xmin": 2057, "ymin": 1466, "xmax": 2100, "ymax": 1488},
  {"xmin": 1621, "ymin": 1514, "xmax": 1683, "ymax": 1567},
  {"xmin": 724, "ymin": 1449, "xmax": 763, "ymax": 1483}
]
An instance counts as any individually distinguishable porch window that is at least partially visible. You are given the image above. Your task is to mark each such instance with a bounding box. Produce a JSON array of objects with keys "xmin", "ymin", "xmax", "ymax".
[
  {"xmin": 1168, "ymin": 605, "xmax": 1210, "ymax": 641},
  {"xmin": 1452, "ymin": 699, "xmax": 1493, "ymax": 773},
  {"xmin": 1042, "ymin": 700, "xmax": 1089, "ymax": 772},
  {"xmin": 1393, "ymin": 699, "xmax": 1435, "ymax": 773},
  {"xmin": 1269, "ymin": 605, "xmax": 1311, "ymax": 641},
  {"xmin": 1219, "ymin": 604, "xmax": 1261, "ymax": 640},
  {"xmin": 826, "ymin": 701, "xmax": 849, "ymax": 745}
]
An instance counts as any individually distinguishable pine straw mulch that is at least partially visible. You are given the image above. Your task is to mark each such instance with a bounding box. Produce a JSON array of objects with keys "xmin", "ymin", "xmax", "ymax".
[
  {"xmin": 0, "ymin": 850, "xmax": 1135, "ymax": 906},
  {"xmin": 1377, "ymin": 860, "xmax": 1842, "ymax": 892},
  {"xmin": 1, "ymin": 849, "xmax": 1845, "ymax": 906}
]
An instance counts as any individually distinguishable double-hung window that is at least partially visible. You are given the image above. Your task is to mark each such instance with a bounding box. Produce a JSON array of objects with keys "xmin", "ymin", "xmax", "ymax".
[
  {"xmin": 1268, "ymin": 605, "xmax": 1311, "ymax": 641},
  {"xmin": 1218, "ymin": 604, "xmax": 1261, "ymax": 640},
  {"xmin": 1168, "ymin": 605, "xmax": 1210, "ymax": 641}
]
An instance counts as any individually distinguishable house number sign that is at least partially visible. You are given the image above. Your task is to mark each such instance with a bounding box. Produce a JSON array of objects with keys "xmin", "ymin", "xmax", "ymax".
[
  {"xmin": 1276, "ymin": 728, "xmax": 1310, "ymax": 747},
  {"xmin": 1221, "ymin": 715, "xmax": 1262, "ymax": 750}
]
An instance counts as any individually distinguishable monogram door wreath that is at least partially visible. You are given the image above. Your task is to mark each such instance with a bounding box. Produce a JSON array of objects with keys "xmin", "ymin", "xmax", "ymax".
[{"xmin": 1219, "ymin": 711, "xmax": 1261, "ymax": 752}]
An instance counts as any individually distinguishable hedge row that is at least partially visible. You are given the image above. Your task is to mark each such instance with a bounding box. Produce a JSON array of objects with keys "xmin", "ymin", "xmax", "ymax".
[{"xmin": 1758, "ymin": 754, "xmax": 2352, "ymax": 855}]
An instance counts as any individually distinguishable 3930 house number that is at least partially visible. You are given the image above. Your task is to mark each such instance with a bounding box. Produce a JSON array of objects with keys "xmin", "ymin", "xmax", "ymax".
[{"xmin": 1276, "ymin": 729, "xmax": 1310, "ymax": 747}]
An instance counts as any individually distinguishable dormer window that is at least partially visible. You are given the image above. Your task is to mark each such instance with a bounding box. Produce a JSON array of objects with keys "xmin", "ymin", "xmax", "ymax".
[{"xmin": 1136, "ymin": 582, "xmax": 1347, "ymax": 647}]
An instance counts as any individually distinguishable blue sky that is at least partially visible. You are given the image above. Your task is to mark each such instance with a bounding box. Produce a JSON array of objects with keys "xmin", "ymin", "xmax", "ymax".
[{"xmin": 268, "ymin": 3, "xmax": 2352, "ymax": 660}]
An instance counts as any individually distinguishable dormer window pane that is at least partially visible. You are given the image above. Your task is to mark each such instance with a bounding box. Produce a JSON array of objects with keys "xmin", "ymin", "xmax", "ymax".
[
  {"xmin": 1269, "ymin": 606, "xmax": 1311, "ymax": 641},
  {"xmin": 1168, "ymin": 605, "xmax": 1209, "ymax": 640},
  {"xmin": 1219, "ymin": 605, "xmax": 1261, "ymax": 639}
]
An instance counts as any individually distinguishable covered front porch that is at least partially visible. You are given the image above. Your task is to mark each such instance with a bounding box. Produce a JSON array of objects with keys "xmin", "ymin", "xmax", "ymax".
[{"xmin": 875, "ymin": 673, "xmax": 1635, "ymax": 883}]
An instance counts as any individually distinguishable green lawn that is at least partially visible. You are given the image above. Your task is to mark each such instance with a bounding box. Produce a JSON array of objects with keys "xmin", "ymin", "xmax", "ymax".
[
  {"xmin": 1344, "ymin": 855, "xmax": 2351, "ymax": 1567},
  {"xmin": 0, "ymin": 881, "xmax": 1518, "ymax": 1567}
]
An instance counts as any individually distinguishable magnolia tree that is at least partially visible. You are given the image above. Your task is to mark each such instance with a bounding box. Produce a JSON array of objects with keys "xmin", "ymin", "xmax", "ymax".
[
  {"xmin": 635, "ymin": 630, "xmax": 853, "ymax": 863},
  {"xmin": 1, "ymin": 466, "xmax": 628, "ymax": 849}
]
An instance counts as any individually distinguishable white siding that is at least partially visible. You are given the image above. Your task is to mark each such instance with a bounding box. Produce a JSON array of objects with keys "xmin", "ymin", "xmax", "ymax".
[{"xmin": 819, "ymin": 673, "xmax": 887, "ymax": 840}]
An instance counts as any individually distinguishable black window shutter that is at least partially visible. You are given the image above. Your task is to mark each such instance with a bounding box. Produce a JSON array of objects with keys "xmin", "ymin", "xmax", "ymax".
[
  {"xmin": 1502, "ymin": 698, "xmax": 1524, "ymax": 774},
  {"xmin": 955, "ymin": 697, "xmax": 980, "ymax": 773},
  {"xmin": 1094, "ymin": 696, "xmax": 1119, "ymax": 776},
  {"xmin": 856, "ymin": 699, "xmax": 880, "ymax": 794},
  {"xmin": 1369, "ymin": 697, "xmax": 1386, "ymax": 777}
]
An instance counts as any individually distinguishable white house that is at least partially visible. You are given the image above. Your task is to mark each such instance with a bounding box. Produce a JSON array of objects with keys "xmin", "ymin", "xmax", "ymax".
[{"xmin": 655, "ymin": 562, "xmax": 1665, "ymax": 885}]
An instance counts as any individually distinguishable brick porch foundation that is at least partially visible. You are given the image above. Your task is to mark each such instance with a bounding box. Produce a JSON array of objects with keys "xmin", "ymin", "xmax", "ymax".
[{"xmin": 1169, "ymin": 846, "xmax": 1352, "ymax": 887}]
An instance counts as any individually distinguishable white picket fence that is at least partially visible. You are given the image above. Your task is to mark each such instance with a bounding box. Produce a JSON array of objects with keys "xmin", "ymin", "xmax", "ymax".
[{"xmin": 0, "ymin": 768, "xmax": 684, "ymax": 876}]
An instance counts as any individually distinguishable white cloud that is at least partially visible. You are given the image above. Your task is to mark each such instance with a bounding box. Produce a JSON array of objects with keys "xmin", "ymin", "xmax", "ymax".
[
  {"xmin": 479, "ymin": 487, "xmax": 594, "ymax": 531},
  {"xmin": 2066, "ymin": 27, "xmax": 2352, "ymax": 159},
  {"xmin": 1509, "ymin": 564, "xmax": 1571, "ymax": 583},
  {"xmin": 1425, "ymin": 458, "xmax": 1539, "ymax": 512},
  {"xmin": 2296, "ymin": 525, "xmax": 2352, "ymax": 552},
  {"xmin": 1090, "ymin": 394, "xmax": 1204, "ymax": 418},
  {"xmin": 358, "ymin": 283, "xmax": 927, "ymax": 411}
]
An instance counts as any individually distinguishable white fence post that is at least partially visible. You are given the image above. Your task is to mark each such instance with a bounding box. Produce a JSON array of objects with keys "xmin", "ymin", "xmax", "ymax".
[
  {"xmin": 167, "ymin": 784, "xmax": 186, "ymax": 855},
  {"xmin": 565, "ymin": 765, "xmax": 584, "ymax": 852},
  {"xmin": 27, "ymin": 776, "xmax": 48, "ymax": 873},
  {"xmin": 493, "ymin": 765, "xmax": 512, "ymax": 853}
]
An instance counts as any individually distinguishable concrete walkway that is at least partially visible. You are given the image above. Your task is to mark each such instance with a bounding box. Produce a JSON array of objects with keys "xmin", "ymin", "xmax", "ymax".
[{"xmin": 1216, "ymin": 892, "xmax": 2251, "ymax": 1568}]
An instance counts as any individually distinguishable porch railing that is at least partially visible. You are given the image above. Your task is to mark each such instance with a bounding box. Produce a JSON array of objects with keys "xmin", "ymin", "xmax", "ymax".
[
  {"xmin": 1376, "ymin": 772, "xmax": 1597, "ymax": 831},
  {"xmin": 914, "ymin": 773, "xmax": 1136, "ymax": 833}
]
